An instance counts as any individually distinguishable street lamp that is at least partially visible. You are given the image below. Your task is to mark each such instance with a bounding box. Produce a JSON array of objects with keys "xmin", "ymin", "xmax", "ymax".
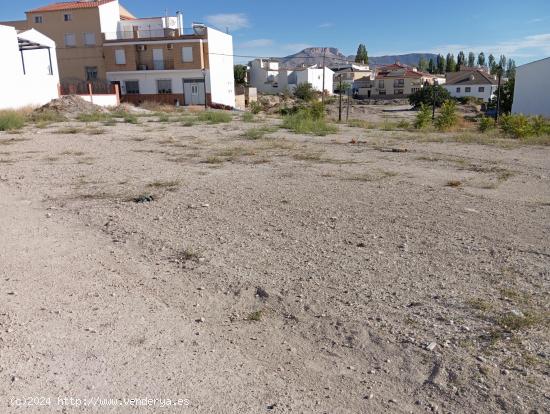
[{"xmin": 201, "ymin": 68, "xmax": 208, "ymax": 109}]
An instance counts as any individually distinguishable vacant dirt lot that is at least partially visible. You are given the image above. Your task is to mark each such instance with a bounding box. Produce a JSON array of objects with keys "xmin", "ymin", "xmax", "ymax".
[{"xmin": 0, "ymin": 113, "xmax": 548, "ymax": 413}]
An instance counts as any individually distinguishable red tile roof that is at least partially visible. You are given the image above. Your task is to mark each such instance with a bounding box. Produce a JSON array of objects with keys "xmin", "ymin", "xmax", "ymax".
[{"xmin": 27, "ymin": 0, "xmax": 115, "ymax": 13}]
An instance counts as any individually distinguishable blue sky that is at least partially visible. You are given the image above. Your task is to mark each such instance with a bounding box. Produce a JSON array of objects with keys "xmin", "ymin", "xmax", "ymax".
[{"xmin": 3, "ymin": 0, "xmax": 550, "ymax": 64}]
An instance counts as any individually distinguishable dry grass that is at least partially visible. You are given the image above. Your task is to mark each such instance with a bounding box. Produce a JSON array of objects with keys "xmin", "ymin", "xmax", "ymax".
[{"xmin": 446, "ymin": 180, "xmax": 463, "ymax": 187}]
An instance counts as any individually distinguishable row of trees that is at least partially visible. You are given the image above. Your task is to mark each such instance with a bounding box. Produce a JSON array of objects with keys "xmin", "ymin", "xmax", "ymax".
[{"xmin": 419, "ymin": 52, "xmax": 516, "ymax": 78}]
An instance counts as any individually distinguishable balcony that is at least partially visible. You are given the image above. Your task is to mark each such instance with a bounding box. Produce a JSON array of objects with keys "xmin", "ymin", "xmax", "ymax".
[
  {"xmin": 136, "ymin": 59, "xmax": 175, "ymax": 71},
  {"xmin": 103, "ymin": 27, "xmax": 204, "ymax": 41}
]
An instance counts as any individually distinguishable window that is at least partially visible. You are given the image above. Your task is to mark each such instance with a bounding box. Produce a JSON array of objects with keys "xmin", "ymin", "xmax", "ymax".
[
  {"xmin": 83, "ymin": 32, "xmax": 96, "ymax": 46},
  {"xmin": 63, "ymin": 14, "xmax": 72, "ymax": 21},
  {"xmin": 378, "ymin": 80, "xmax": 384, "ymax": 89},
  {"xmin": 33, "ymin": 15, "xmax": 43, "ymax": 23},
  {"xmin": 182, "ymin": 47, "xmax": 193, "ymax": 63},
  {"xmin": 85, "ymin": 67, "xmax": 98, "ymax": 81},
  {"xmin": 64, "ymin": 33, "xmax": 76, "ymax": 47},
  {"xmin": 393, "ymin": 79, "xmax": 404, "ymax": 87},
  {"xmin": 478, "ymin": 86, "xmax": 485, "ymax": 92},
  {"xmin": 394, "ymin": 89, "xmax": 404, "ymax": 95},
  {"xmin": 456, "ymin": 87, "xmax": 461, "ymax": 93},
  {"xmin": 465, "ymin": 87, "xmax": 471, "ymax": 93},
  {"xmin": 157, "ymin": 79, "xmax": 172, "ymax": 94},
  {"xmin": 115, "ymin": 49, "xmax": 126, "ymax": 65},
  {"xmin": 125, "ymin": 81, "xmax": 140, "ymax": 94},
  {"xmin": 378, "ymin": 90, "xmax": 386, "ymax": 96}
]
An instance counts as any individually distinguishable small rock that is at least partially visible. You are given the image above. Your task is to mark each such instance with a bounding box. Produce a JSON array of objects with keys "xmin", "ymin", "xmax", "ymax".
[
  {"xmin": 365, "ymin": 394, "xmax": 374, "ymax": 400},
  {"xmin": 45, "ymin": 213, "xmax": 52, "ymax": 218},
  {"xmin": 427, "ymin": 342, "xmax": 437, "ymax": 351},
  {"xmin": 196, "ymin": 317, "xmax": 205, "ymax": 323},
  {"xmin": 256, "ymin": 287, "xmax": 269, "ymax": 299},
  {"xmin": 201, "ymin": 203, "xmax": 210, "ymax": 208}
]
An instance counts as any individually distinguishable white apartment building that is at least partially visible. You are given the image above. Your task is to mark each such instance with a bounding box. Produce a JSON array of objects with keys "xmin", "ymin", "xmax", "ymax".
[
  {"xmin": 0, "ymin": 24, "xmax": 59, "ymax": 109},
  {"xmin": 512, "ymin": 57, "xmax": 550, "ymax": 117},
  {"xmin": 444, "ymin": 68, "xmax": 498, "ymax": 102}
]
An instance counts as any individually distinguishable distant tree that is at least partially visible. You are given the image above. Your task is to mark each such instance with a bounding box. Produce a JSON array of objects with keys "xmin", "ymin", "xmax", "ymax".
[
  {"xmin": 499, "ymin": 55, "xmax": 507, "ymax": 72},
  {"xmin": 489, "ymin": 77, "xmax": 515, "ymax": 114},
  {"xmin": 477, "ymin": 52, "xmax": 486, "ymax": 67},
  {"xmin": 506, "ymin": 59, "xmax": 517, "ymax": 78},
  {"xmin": 355, "ymin": 44, "xmax": 369, "ymax": 64},
  {"xmin": 488, "ymin": 54, "xmax": 497, "ymax": 74},
  {"xmin": 436, "ymin": 54, "xmax": 446, "ymax": 74},
  {"xmin": 418, "ymin": 57, "xmax": 429, "ymax": 72},
  {"xmin": 468, "ymin": 52, "xmax": 476, "ymax": 67},
  {"xmin": 428, "ymin": 58, "xmax": 435, "ymax": 74},
  {"xmin": 457, "ymin": 51, "xmax": 466, "ymax": 69},
  {"xmin": 234, "ymin": 64, "xmax": 247, "ymax": 85},
  {"xmin": 445, "ymin": 53, "xmax": 456, "ymax": 72},
  {"xmin": 409, "ymin": 84, "xmax": 451, "ymax": 108}
]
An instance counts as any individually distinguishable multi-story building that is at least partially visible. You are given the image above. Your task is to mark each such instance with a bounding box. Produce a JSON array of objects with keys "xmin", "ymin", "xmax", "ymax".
[
  {"xmin": 2, "ymin": 1, "xmax": 236, "ymax": 107},
  {"xmin": 354, "ymin": 62, "xmax": 442, "ymax": 98},
  {"xmin": 330, "ymin": 63, "xmax": 372, "ymax": 93},
  {"xmin": 103, "ymin": 20, "xmax": 235, "ymax": 107},
  {"xmin": 1, "ymin": 0, "xmax": 134, "ymax": 82}
]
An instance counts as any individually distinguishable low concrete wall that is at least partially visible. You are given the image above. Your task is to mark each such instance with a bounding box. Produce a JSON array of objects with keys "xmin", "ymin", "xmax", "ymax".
[{"xmin": 78, "ymin": 94, "xmax": 120, "ymax": 107}]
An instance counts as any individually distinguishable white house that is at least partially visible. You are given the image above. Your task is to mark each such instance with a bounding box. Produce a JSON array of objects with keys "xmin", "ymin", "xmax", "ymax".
[
  {"xmin": 248, "ymin": 59, "xmax": 333, "ymax": 95},
  {"xmin": 444, "ymin": 68, "xmax": 498, "ymax": 102},
  {"xmin": 104, "ymin": 21, "xmax": 235, "ymax": 108},
  {"xmin": 248, "ymin": 59, "xmax": 283, "ymax": 94},
  {"xmin": 0, "ymin": 24, "xmax": 59, "ymax": 109},
  {"xmin": 512, "ymin": 57, "xmax": 550, "ymax": 117}
]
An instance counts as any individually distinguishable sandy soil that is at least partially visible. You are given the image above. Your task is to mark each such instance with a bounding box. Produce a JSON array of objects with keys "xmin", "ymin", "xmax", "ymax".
[{"xmin": 0, "ymin": 114, "xmax": 549, "ymax": 413}]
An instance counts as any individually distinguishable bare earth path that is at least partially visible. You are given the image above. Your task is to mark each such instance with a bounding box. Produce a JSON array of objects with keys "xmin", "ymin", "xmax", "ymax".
[{"xmin": 0, "ymin": 116, "xmax": 549, "ymax": 413}]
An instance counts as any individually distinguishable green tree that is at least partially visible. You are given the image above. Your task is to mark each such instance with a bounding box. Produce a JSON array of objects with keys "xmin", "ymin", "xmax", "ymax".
[
  {"xmin": 355, "ymin": 44, "xmax": 369, "ymax": 64},
  {"xmin": 489, "ymin": 77, "xmax": 515, "ymax": 115},
  {"xmin": 436, "ymin": 54, "xmax": 446, "ymax": 74},
  {"xmin": 234, "ymin": 64, "xmax": 247, "ymax": 85},
  {"xmin": 418, "ymin": 57, "xmax": 429, "ymax": 72},
  {"xmin": 488, "ymin": 54, "xmax": 497, "ymax": 74},
  {"xmin": 468, "ymin": 52, "xmax": 476, "ymax": 67},
  {"xmin": 445, "ymin": 53, "xmax": 456, "ymax": 72},
  {"xmin": 457, "ymin": 51, "xmax": 466, "ymax": 69},
  {"xmin": 428, "ymin": 58, "xmax": 435, "ymax": 74},
  {"xmin": 477, "ymin": 52, "xmax": 486, "ymax": 67},
  {"xmin": 499, "ymin": 55, "xmax": 507, "ymax": 72},
  {"xmin": 409, "ymin": 84, "xmax": 452, "ymax": 108},
  {"xmin": 294, "ymin": 83, "xmax": 316, "ymax": 101},
  {"xmin": 506, "ymin": 59, "xmax": 516, "ymax": 78}
]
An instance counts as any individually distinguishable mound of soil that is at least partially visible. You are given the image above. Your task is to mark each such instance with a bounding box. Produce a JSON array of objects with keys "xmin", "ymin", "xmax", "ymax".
[{"xmin": 37, "ymin": 95, "xmax": 107, "ymax": 115}]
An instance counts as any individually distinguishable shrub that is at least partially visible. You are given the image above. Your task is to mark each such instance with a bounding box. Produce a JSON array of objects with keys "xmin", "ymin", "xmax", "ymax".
[
  {"xmin": 77, "ymin": 112, "xmax": 112, "ymax": 123},
  {"xmin": 123, "ymin": 114, "xmax": 139, "ymax": 124},
  {"xmin": 435, "ymin": 100, "xmax": 459, "ymax": 131},
  {"xmin": 414, "ymin": 104, "xmax": 432, "ymax": 129},
  {"xmin": 0, "ymin": 111, "xmax": 26, "ymax": 131},
  {"xmin": 409, "ymin": 85, "xmax": 451, "ymax": 108},
  {"xmin": 242, "ymin": 126, "xmax": 277, "ymax": 140},
  {"xmin": 29, "ymin": 110, "xmax": 66, "ymax": 124},
  {"xmin": 294, "ymin": 83, "xmax": 316, "ymax": 102},
  {"xmin": 397, "ymin": 119, "xmax": 410, "ymax": 129},
  {"xmin": 197, "ymin": 111, "xmax": 232, "ymax": 124},
  {"xmin": 478, "ymin": 116, "xmax": 495, "ymax": 133},
  {"xmin": 242, "ymin": 112, "xmax": 255, "ymax": 122},
  {"xmin": 249, "ymin": 101, "xmax": 262, "ymax": 114},
  {"xmin": 282, "ymin": 107, "xmax": 337, "ymax": 136},
  {"xmin": 500, "ymin": 114, "xmax": 532, "ymax": 138}
]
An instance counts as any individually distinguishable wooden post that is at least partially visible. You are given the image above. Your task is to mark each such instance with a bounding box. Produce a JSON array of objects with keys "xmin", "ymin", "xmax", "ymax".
[
  {"xmin": 88, "ymin": 82, "xmax": 93, "ymax": 104},
  {"xmin": 114, "ymin": 83, "xmax": 120, "ymax": 105},
  {"xmin": 57, "ymin": 83, "xmax": 61, "ymax": 98}
]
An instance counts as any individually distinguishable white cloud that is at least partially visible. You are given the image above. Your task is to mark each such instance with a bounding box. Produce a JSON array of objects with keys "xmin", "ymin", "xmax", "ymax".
[
  {"xmin": 239, "ymin": 39, "xmax": 274, "ymax": 48},
  {"xmin": 205, "ymin": 13, "xmax": 250, "ymax": 31},
  {"xmin": 318, "ymin": 22, "xmax": 334, "ymax": 28}
]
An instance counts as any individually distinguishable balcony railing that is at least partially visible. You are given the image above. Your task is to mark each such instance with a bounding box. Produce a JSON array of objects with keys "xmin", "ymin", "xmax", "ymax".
[
  {"xmin": 103, "ymin": 27, "xmax": 203, "ymax": 41},
  {"xmin": 136, "ymin": 59, "xmax": 175, "ymax": 71}
]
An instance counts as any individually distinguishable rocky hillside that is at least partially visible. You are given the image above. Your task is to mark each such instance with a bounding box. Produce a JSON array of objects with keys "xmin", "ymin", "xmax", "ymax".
[{"xmin": 279, "ymin": 47, "xmax": 437, "ymax": 68}]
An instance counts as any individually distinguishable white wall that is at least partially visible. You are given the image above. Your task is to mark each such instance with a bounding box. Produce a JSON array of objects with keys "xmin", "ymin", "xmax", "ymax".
[
  {"xmin": 98, "ymin": 0, "xmax": 121, "ymax": 35},
  {"xmin": 444, "ymin": 84, "xmax": 496, "ymax": 102},
  {"xmin": 206, "ymin": 27, "xmax": 235, "ymax": 107},
  {"xmin": 249, "ymin": 59, "xmax": 281, "ymax": 94},
  {"xmin": 0, "ymin": 25, "xmax": 59, "ymax": 109},
  {"xmin": 79, "ymin": 94, "xmax": 119, "ymax": 107},
  {"xmin": 290, "ymin": 67, "xmax": 334, "ymax": 94},
  {"xmin": 512, "ymin": 57, "xmax": 550, "ymax": 117},
  {"xmin": 107, "ymin": 69, "xmax": 209, "ymax": 95}
]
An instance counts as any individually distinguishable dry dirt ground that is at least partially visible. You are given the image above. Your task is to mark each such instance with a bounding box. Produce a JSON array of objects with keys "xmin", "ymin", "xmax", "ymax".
[{"xmin": 0, "ymin": 113, "xmax": 549, "ymax": 413}]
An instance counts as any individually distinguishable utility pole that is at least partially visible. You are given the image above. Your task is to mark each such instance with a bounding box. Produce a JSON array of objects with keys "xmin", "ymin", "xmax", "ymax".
[
  {"xmin": 346, "ymin": 87, "xmax": 350, "ymax": 121},
  {"xmin": 432, "ymin": 79, "xmax": 438, "ymax": 120},
  {"xmin": 495, "ymin": 67, "xmax": 502, "ymax": 123},
  {"xmin": 338, "ymin": 75, "xmax": 343, "ymax": 122},
  {"xmin": 322, "ymin": 48, "xmax": 327, "ymax": 105}
]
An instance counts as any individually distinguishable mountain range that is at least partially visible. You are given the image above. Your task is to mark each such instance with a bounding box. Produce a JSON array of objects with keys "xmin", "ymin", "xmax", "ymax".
[{"xmin": 278, "ymin": 47, "xmax": 437, "ymax": 68}]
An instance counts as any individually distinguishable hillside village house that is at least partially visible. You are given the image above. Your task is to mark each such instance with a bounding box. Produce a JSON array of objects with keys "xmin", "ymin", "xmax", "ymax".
[
  {"xmin": 331, "ymin": 63, "xmax": 372, "ymax": 93},
  {"xmin": 248, "ymin": 58, "xmax": 333, "ymax": 95},
  {"xmin": 444, "ymin": 68, "xmax": 498, "ymax": 102},
  {"xmin": 353, "ymin": 63, "xmax": 442, "ymax": 98},
  {"xmin": 2, "ymin": 1, "xmax": 236, "ymax": 107},
  {"xmin": 1, "ymin": 0, "xmax": 134, "ymax": 82},
  {"xmin": 0, "ymin": 24, "xmax": 60, "ymax": 109},
  {"xmin": 512, "ymin": 57, "xmax": 550, "ymax": 117}
]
